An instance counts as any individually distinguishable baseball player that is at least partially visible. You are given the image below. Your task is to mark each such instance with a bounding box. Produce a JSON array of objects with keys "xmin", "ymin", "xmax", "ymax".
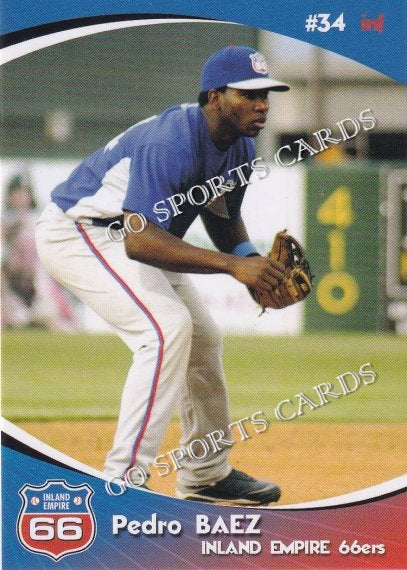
[{"xmin": 35, "ymin": 46, "xmax": 290, "ymax": 505}]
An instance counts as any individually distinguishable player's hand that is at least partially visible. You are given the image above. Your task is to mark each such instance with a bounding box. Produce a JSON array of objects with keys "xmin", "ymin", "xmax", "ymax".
[{"xmin": 229, "ymin": 255, "xmax": 285, "ymax": 289}]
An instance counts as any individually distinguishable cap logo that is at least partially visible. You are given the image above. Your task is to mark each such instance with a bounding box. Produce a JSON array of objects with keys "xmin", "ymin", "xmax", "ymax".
[{"xmin": 249, "ymin": 52, "xmax": 268, "ymax": 75}]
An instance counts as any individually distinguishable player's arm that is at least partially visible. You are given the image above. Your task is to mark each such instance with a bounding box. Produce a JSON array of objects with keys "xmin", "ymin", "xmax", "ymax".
[
  {"xmin": 201, "ymin": 210, "xmax": 286, "ymax": 278},
  {"xmin": 123, "ymin": 212, "xmax": 284, "ymax": 289}
]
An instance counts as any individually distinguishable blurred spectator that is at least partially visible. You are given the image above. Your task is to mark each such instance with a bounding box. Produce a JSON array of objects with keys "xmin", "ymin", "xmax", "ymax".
[{"xmin": 1, "ymin": 172, "xmax": 79, "ymax": 330}]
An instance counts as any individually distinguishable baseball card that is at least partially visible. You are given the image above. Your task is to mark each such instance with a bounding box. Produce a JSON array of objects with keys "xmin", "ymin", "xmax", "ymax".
[{"xmin": 1, "ymin": 0, "xmax": 406, "ymax": 568}]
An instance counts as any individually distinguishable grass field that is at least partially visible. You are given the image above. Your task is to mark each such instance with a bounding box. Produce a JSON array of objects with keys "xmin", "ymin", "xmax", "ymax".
[{"xmin": 2, "ymin": 330, "xmax": 406, "ymax": 423}]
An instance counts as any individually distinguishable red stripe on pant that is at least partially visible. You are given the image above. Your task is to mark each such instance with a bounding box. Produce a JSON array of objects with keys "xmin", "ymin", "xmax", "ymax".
[{"xmin": 75, "ymin": 222, "xmax": 164, "ymax": 478}]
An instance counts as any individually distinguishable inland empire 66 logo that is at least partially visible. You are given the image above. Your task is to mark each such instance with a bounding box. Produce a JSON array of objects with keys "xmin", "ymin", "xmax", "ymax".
[{"xmin": 17, "ymin": 480, "xmax": 96, "ymax": 561}]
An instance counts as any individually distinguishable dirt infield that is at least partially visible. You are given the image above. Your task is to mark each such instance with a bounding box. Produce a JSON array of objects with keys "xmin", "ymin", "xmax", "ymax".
[{"xmin": 15, "ymin": 420, "xmax": 406, "ymax": 505}]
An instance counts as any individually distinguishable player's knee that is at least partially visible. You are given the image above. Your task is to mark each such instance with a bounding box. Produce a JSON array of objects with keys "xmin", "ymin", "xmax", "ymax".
[
  {"xmin": 178, "ymin": 309, "xmax": 193, "ymax": 340},
  {"xmin": 198, "ymin": 318, "xmax": 223, "ymax": 351},
  {"xmin": 164, "ymin": 307, "xmax": 193, "ymax": 343}
]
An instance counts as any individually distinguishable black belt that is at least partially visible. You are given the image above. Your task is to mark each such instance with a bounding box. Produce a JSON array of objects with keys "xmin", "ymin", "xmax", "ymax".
[{"xmin": 90, "ymin": 215, "xmax": 124, "ymax": 228}]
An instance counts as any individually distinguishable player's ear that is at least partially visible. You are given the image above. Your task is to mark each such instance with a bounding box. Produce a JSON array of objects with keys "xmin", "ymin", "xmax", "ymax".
[{"xmin": 207, "ymin": 89, "xmax": 223, "ymax": 107}]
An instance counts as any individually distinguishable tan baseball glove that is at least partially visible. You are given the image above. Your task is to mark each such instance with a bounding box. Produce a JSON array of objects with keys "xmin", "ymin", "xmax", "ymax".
[{"xmin": 249, "ymin": 230, "xmax": 313, "ymax": 312}]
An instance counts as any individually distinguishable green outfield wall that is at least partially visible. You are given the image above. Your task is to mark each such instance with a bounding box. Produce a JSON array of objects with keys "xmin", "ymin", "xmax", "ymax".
[{"xmin": 304, "ymin": 165, "xmax": 385, "ymax": 331}]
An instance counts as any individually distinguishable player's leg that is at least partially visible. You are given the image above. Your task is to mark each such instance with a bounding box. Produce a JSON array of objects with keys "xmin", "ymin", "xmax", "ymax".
[
  {"xmin": 168, "ymin": 274, "xmax": 233, "ymax": 488},
  {"xmin": 171, "ymin": 274, "xmax": 281, "ymax": 505},
  {"xmin": 35, "ymin": 205, "xmax": 193, "ymax": 484}
]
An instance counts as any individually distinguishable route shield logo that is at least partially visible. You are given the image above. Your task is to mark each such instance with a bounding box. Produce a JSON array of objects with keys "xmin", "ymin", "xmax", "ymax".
[{"xmin": 17, "ymin": 480, "xmax": 96, "ymax": 560}]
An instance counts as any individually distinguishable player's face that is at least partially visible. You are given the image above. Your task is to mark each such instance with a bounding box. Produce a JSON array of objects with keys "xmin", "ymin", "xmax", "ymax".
[{"xmin": 216, "ymin": 88, "xmax": 270, "ymax": 138}]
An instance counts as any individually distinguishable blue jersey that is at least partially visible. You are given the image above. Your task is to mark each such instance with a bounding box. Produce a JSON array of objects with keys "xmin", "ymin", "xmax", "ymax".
[{"xmin": 51, "ymin": 104, "xmax": 256, "ymax": 237}]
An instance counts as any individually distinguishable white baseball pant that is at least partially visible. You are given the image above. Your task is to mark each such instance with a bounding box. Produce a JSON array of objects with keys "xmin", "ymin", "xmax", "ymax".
[{"xmin": 35, "ymin": 202, "xmax": 232, "ymax": 490}]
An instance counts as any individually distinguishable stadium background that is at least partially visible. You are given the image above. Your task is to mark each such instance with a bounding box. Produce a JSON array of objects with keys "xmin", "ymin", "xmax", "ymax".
[{"xmin": 2, "ymin": 23, "xmax": 406, "ymax": 504}]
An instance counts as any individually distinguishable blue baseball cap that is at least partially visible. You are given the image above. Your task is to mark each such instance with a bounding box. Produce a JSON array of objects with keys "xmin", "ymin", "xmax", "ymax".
[{"xmin": 201, "ymin": 46, "xmax": 290, "ymax": 92}]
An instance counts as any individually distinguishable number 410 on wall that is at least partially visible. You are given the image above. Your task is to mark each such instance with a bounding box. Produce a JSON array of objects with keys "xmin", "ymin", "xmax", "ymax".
[{"xmin": 315, "ymin": 186, "xmax": 360, "ymax": 315}]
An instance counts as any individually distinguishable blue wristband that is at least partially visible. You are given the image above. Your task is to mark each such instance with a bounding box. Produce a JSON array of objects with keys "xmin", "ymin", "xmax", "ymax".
[{"xmin": 231, "ymin": 241, "xmax": 258, "ymax": 257}]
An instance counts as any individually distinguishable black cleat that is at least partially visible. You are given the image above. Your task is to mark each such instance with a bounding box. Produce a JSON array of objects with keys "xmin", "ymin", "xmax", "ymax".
[{"xmin": 176, "ymin": 469, "xmax": 281, "ymax": 506}]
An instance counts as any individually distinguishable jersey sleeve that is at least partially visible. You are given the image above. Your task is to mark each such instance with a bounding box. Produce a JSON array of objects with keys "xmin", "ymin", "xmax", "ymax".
[{"xmin": 122, "ymin": 142, "xmax": 192, "ymax": 229}]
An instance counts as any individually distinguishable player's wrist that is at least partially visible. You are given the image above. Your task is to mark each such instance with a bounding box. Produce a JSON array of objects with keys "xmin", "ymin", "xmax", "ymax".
[{"xmin": 224, "ymin": 254, "xmax": 244, "ymax": 279}]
